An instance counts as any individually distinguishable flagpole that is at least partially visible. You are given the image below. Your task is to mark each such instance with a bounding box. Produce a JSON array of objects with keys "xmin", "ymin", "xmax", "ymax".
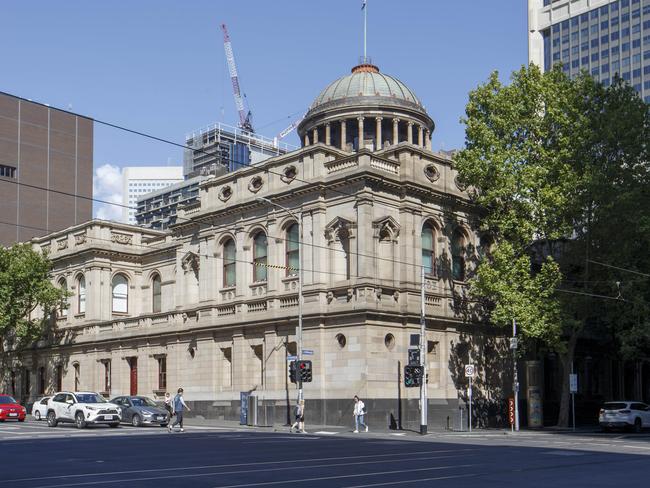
[{"xmin": 363, "ymin": 1, "xmax": 367, "ymax": 62}]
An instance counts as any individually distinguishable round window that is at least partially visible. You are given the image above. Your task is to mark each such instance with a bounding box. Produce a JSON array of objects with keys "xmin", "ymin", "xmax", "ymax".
[
  {"xmin": 335, "ymin": 333, "xmax": 347, "ymax": 349},
  {"xmin": 384, "ymin": 333, "xmax": 396, "ymax": 351},
  {"xmin": 424, "ymin": 164, "xmax": 440, "ymax": 182},
  {"xmin": 248, "ymin": 176, "xmax": 263, "ymax": 193},
  {"xmin": 219, "ymin": 185, "xmax": 233, "ymax": 202},
  {"xmin": 282, "ymin": 165, "xmax": 297, "ymax": 183}
]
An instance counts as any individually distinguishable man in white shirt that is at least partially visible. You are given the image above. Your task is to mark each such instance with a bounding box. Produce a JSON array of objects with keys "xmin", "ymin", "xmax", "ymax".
[{"xmin": 353, "ymin": 395, "xmax": 368, "ymax": 433}]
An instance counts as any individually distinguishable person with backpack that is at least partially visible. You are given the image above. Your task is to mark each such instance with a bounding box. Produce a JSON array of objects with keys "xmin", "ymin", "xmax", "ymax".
[
  {"xmin": 168, "ymin": 387, "xmax": 190, "ymax": 433},
  {"xmin": 289, "ymin": 399, "xmax": 305, "ymax": 433},
  {"xmin": 353, "ymin": 395, "xmax": 368, "ymax": 433}
]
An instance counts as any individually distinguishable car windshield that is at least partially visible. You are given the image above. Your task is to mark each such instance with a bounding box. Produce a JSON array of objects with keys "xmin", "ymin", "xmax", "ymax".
[
  {"xmin": 76, "ymin": 394, "xmax": 106, "ymax": 404},
  {"xmin": 0, "ymin": 396, "xmax": 17, "ymax": 404},
  {"xmin": 131, "ymin": 397, "xmax": 158, "ymax": 408},
  {"xmin": 603, "ymin": 402, "xmax": 628, "ymax": 410}
]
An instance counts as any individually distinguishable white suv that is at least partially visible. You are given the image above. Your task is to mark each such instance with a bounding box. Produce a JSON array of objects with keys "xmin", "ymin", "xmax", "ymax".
[
  {"xmin": 47, "ymin": 392, "xmax": 121, "ymax": 429},
  {"xmin": 599, "ymin": 401, "xmax": 650, "ymax": 432}
]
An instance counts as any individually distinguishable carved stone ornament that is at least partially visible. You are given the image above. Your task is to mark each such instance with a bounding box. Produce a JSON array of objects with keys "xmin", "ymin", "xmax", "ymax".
[
  {"xmin": 111, "ymin": 233, "xmax": 132, "ymax": 245},
  {"xmin": 57, "ymin": 239, "xmax": 68, "ymax": 250},
  {"xmin": 41, "ymin": 244, "xmax": 51, "ymax": 255},
  {"xmin": 454, "ymin": 175, "xmax": 468, "ymax": 192},
  {"xmin": 326, "ymin": 291, "xmax": 334, "ymax": 304},
  {"xmin": 248, "ymin": 176, "xmax": 263, "ymax": 193},
  {"xmin": 324, "ymin": 216, "xmax": 356, "ymax": 243},
  {"xmin": 281, "ymin": 165, "xmax": 297, "ymax": 183},
  {"xmin": 74, "ymin": 233, "xmax": 87, "ymax": 245},
  {"xmin": 181, "ymin": 251, "xmax": 200, "ymax": 274},
  {"xmin": 393, "ymin": 290, "xmax": 400, "ymax": 302},
  {"xmin": 346, "ymin": 288, "xmax": 354, "ymax": 302},
  {"xmin": 218, "ymin": 185, "xmax": 233, "ymax": 202},
  {"xmin": 424, "ymin": 164, "xmax": 440, "ymax": 182},
  {"xmin": 372, "ymin": 216, "xmax": 400, "ymax": 242}
]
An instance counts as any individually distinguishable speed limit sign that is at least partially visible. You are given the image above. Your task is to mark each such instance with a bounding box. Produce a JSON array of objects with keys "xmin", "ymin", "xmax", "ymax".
[{"xmin": 464, "ymin": 364, "xmax": 475, "ymax": 378}]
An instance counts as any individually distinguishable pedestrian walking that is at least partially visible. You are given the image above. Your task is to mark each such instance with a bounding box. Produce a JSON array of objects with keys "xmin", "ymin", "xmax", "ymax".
[
  {"xmin": 163, "ymin": 392, "xmax": 173, "ymax": 422},
  {"xmin": 353, "ymin": 395, "xmax": 368, "ymax": 433},
  {"xmin": 169, "ymin": 388, "xmax": 190, "ymax": 433},
  {"xmin": 289, "ymin": 400, "xmax": 305, "ymax": 433}
]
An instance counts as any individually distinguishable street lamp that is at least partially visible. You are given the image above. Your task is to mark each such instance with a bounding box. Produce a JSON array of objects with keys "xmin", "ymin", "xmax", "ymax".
[{"xmin": 255, "ymin": 196, "xmax": 304, "ymax": 402}]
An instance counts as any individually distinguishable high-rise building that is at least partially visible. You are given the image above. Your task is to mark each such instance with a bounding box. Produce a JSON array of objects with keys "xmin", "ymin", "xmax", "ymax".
[
  {"xmin": 529, "ymin": 0, "xmax": 650, "ymax": 103},
  {"xmin": 121, "ymin": 167, "xmax": 183, "ymax": 224},
  {"xmin": 0, "ymin": 92, "xmax": 93, "ymax": 246}
]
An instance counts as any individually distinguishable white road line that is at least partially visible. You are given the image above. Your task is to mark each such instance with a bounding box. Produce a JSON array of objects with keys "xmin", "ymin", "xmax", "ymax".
[
  {"xmin": 2, "ymin": 448, "xmax": 477, "ymax": 484},
  {"xmin": 342, "ymin": 473, "xmax": 479, "ymax": 488},
  {"xmin": 314, "ymin": 431, "xmax": 338, "ymax": 435}
]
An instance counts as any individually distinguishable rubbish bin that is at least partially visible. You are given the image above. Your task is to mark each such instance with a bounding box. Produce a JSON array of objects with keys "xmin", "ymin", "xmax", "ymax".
[{"xmin": 247, "ymin": 395, "xmax": 258, "ymax": 426}]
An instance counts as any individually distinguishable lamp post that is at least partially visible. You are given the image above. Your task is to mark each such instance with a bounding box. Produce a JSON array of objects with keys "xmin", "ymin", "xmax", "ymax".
[{"xmin": 256, "ymin": 197, "xmax": 304, "ymax": 402}]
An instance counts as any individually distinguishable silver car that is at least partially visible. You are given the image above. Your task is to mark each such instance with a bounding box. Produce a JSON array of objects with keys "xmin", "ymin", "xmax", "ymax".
[
  {"xmin": 599, "ymin": 401, "xmax": 650, "ymax": 432},
  {"xmin": 111, "ymin": 396, "xmax": 169, "ymax": 427}
]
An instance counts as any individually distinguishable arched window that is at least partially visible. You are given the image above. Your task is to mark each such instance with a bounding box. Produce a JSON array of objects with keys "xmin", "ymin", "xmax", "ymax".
[
  {"xmin": 286, "ymin": 223, "xmax": 299, "ymax": 276},
  {"xmin": 111, "ymin": 274, "xmax": 128, "ymax": 313},
  {"xmin": 421, "ymin": 222, "xmax": 436, "ymax": 275},
  {"xmin": 58, "ymin": 278, "xmax": 68, "ymax": 317},
  {"xmin": 223, "ymin": 239, "xmax": 236, "ymax": 287},
  {"xmin": 77, "ymin": 275, "xmax": 86, "ymax": 314},
  {"xmin": 253, "ymin": 232, "xmax": 268, "ymax": 282},
  {"xmin": 451, "ymin": 229, "xmax": 466, "ymax": 281},
  {"xmin": 152, "ymin": 274, "xmax": 161, "ymax": 313}
]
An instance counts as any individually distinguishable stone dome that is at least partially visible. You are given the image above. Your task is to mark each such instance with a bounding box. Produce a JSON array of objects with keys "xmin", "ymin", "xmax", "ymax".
[{"xmin": 310, "ymin": 63, "xmax": 423, "ymax": 110}]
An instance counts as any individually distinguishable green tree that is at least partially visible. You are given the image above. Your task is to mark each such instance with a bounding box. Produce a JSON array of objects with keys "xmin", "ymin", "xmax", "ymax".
[
  {"xmin": 0, "ymin": 244, "xmax": 67, "ymax": 380},
  {"xmin": 455, "ymin": 64, "xmax": 649, "ymax": 426}
]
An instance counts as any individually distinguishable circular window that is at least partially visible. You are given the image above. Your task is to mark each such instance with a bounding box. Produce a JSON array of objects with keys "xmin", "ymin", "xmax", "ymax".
[
  {"xmin": 248, "ymin": 176, "xmax": 263, "ymax": 193},
  {"xmin": 281, "ymin": 165, "xmax": 297, "ymax": 183},
  {"xmin": 454, "ymin": 175, "xmax": 468, "ymax": 191},
  {"xmin": 384, "ymin": 333, "xmax": 396, "ymax": 351},
  {"xmin": 219, "ymin": 185, "xmax": 233, "ymax": 202},
  {"xmin": 335, "ymin": 333, "xmax": 347, "ymax": 349},
  {"xmin": 423, "ymin": 164, "xmax": 440, "ymax": 182}
]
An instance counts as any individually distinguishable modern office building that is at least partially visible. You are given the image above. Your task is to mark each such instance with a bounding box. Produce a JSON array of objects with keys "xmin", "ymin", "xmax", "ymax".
[
  {"xmin": 0, "ymin": 92, "xmax": 93, "ymax": 246},
  {"xmin": 529, "ymin": 0, "xmax": 650, "ymax": 103},
  {"xmin": 184, "ymin": 122, "xmax": 294, "ymax": 177},
  {"xmin": 121, "ymin": 166, "xmax": 183, "ymax": 224}
]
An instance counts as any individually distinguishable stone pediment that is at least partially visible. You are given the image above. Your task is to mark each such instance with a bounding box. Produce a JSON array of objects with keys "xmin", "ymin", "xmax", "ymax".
[
  {"xmin": 372, "ymin": 216, "xmax": 400, "ymax": 241},
  {"xmin": 324, "ymin": 216, "xmax": 356, "ymax": 242},
  {"xmin": 181, "ymin": 251, "xmax": 200, "ymax": 273}
]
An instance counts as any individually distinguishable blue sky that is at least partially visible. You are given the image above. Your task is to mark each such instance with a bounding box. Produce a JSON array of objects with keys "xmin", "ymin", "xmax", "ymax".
[{"xmin": 1, "ymin": 0, "xmax": 526, "ymax": 219}]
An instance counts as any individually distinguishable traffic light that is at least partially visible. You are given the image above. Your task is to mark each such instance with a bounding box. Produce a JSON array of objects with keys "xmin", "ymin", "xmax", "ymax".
[
  {"xmin": 296, "ymin": 360, "xmax": 312, "ymax": 383},
  {"xmin": 289, "ymin": 360, "xmax": 297, "ymax": 384},
  {"xmin": 404, "ymin": 365, "xmax": 423, "ymax": 388}
]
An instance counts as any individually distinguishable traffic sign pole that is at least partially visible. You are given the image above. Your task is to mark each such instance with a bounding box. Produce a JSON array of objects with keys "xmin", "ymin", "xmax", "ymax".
[
  {"xmin": 468, "ymin": 376, "xmax": 473, "ymax": 433},
  {"xmin": 512, "ymin": 318, "xmax": 520, "ymax": 432},
  {"xmin": 419, "ymin": 266, "xmax": 427, "ymax": 435}
]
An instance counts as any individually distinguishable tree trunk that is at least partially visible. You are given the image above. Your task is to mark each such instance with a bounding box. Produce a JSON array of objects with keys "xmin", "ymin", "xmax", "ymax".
[{"xmin": 556, "ymin": 332, "xmax": 578, "ymax": 427}]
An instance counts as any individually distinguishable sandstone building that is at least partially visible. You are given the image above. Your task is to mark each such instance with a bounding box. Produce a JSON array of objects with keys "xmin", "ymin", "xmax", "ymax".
[{"xmin": 3, "ymin": 64, "xmax": 505, "ymax": 429}]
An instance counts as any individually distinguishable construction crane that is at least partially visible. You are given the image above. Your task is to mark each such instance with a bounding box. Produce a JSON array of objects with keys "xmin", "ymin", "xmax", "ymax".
[
  {"xmin": 277, "ymin": 113, "xmax": 305, "ymax": 141},
  {"xmin": 221, "ymin": 23, "xmax": 254, "ymax": 133}
]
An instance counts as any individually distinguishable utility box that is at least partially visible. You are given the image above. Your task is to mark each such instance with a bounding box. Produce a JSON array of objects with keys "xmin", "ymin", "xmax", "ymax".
[{"xmin": 247, "ymin": 395, "xmax": 258, "ymax": 426}]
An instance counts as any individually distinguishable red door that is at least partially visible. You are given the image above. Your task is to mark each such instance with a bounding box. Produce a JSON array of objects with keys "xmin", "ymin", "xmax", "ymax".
[{"xmin": 129, "ymin": 358, "xmax": 138, "ymax": 396}]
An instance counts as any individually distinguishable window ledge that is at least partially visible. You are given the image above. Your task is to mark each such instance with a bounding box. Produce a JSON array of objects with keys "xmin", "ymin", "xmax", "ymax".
[
  {"xmin": 221, "ymin": 286, "xmax": 236, "ymax": 293},
  {"xmin": 282, "ymin": 275, "xmax": 299, "ymax": 282},
  {"xmin": 111, "ymin": 312, "xmax": 129, "ymax": 318},
  {"xmin": 74, "ymin": 313, "xmax": 85, "ymax": 319},
  {"xmin": 249, "ymin": 281, "xmax": 268, "ymax": 288}
]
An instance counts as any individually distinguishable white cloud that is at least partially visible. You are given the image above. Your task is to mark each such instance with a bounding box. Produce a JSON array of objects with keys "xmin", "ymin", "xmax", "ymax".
[{"xmin": 93, "ymin": 164, "xmax": 124, "ymax": 222}]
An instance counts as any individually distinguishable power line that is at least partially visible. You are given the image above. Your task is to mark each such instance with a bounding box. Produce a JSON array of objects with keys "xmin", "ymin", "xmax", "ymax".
[
  {"xmin": 588, "ymin": 259, "xmax": 650, "ymax": 278},
  {"xmin": 555, "ymin": 287, "xmax": 632, "ymax": 303}
]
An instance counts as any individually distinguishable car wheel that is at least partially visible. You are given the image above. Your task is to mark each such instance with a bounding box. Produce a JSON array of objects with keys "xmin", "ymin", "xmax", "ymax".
[
  {"xmin": 131, "ymin": 414, "xmax": 142, "ymax": 427},
  {"xmin": 34, "ymin": 411, "xmax": 41, "ymax": 421},
  {"xmin": 109, "ymin": 423, "xmax": 119, "ymax": 428},
  {"xmin": 634, "ymin": 418, "xmax": 643, "ymax": 433},
  {"xmin": 47, "ymin": 411, "xmax": 58, "ymax": 427},
  {"xmin": 75, "ymin": 412, "xmax": 87, "ymax": 429},
  {"xmin": 160, "ymin": 423, "xmax": 168, "ymax": 427}
]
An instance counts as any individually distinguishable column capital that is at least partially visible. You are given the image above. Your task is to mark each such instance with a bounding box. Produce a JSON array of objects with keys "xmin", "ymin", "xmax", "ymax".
[
  {"xmin": 325, "ymin": 122, "xmax": 331, "ymax": 127},
  {"xmin": 393, "ymin": 118, "xmax": 401, "ymax": 124},
  {"xmin": 375, "ymin": 116, "xmax": 383, "ymax": 122},
  {"xmin": 407, "ymin": 120, "xmax": 414, "ymax": 127},
  {"xmin": 357, "ymin": 116, "xmax": 365, "ymax": 122}
]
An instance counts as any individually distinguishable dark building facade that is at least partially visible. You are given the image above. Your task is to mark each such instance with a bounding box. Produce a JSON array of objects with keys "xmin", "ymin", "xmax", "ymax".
[{"xmin": 0, "ymin": 92, "xmax": 93, "ymax": 246}]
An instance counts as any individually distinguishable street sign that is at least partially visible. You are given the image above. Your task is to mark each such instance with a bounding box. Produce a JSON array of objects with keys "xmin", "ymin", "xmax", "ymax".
[
  {"xmin": 410, "ymin": 334, "xmax": 420, "ymax": 347},
  {"xmin": 569, "ymin": 373, "xmax": 578, "ymax": 393},
  {"xmin": 508, "ymin": 397, "xmax": 515, "ymax": 426},
  {"xmin": 464, "ymin": 364, "xmax": 475, "ymax": 378},
  {"xmin": 287, "ymin": 355, "xmax": 297, "ymax": 361},
  {"xmin": 302, "ymin": 349, "xmax": 314, "ymax": 356},
  {"xmin": 408, "ymin": 348, "xmax": 420, "ymax": 366},
  {"xmin": 510, "ymin": 337, "xmax": 518, "ymax": 350}
]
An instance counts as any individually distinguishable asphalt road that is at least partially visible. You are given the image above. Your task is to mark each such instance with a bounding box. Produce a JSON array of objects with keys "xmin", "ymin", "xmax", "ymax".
[{"xmin": 1, "ymin": 420, "xmax": 649, "ymax": 487}]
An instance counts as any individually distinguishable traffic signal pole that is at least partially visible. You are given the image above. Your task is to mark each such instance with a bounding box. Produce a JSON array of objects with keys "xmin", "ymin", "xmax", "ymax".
[{"xmin": 420, "ymin": 266, "xmax": 427, "ymax": 435}]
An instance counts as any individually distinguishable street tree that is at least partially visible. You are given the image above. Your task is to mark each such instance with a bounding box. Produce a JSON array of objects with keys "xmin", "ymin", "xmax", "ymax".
[{"xmin": 0, "ymin": 244, "xmax": 67, "ymax": 381}]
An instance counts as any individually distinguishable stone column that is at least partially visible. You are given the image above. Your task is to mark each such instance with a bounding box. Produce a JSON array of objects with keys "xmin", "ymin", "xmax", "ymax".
[
  {"xmin": 303, "ymin": 133, "xmax": 309, "ymax": 147},
  {"xmin": 340, "ymin": 119, "xmax": 347, "ymax": 150},
  {"xmin": 425, "ymin": 129, "xmax": 432, "ymax": 150},
  {"xmin": 312, "ymin": 127, "xmax": 319, "ymax": 144},
  {"xmin": 407, "ymin": 121, "xmax": 414, "ymax": 144},
  {"xmin": 375, "ymin": 117, "xmax": 382, "ymax": 150},
  {"xmin": 357, "ymin": 117, "xmax": 364, "ymax": 149},
  {"xmin": 325, "ymin": 123, "xmax": 331, "ymax": 146},
  {"xmin": 392, "ymin": 118, "xmax": 399, "ymax": 145},
  {"xmin": 418, "ymin": 125, "xmax": 424, "ymax": 147}
]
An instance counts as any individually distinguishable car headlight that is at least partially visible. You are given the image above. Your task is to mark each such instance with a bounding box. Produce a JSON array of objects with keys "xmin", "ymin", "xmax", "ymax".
[
  {"xmin": 142, "ymin": 410, "xmax": 153, "ymax": 416},
  {"xmin": 86, "ymin": 406, "xmax": 98, "ymax": 411}
]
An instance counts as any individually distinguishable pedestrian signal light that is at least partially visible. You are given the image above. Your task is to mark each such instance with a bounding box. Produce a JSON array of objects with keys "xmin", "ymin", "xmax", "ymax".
[
  {"xmin": 296, "ymin": 360, "xmax": 313, "ymax": 383},
  {"xmin": 289, "ymin": 360, "xmax": 297, "ymax": 384},
  {"xmin": 404, "ymin": 365, "xmax": 423, "ymax": 388}
]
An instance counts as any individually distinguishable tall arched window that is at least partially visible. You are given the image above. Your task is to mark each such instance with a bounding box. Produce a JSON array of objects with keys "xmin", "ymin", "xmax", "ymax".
[
  {"xmin": 223, "ymin": 239, "xmax": 236, "ymax": 287},
  {"xmin": 451, "ymin": 229, "xmax": 466, "ymax": 281},
  {"xmin": 77, "ymin": 275, "xmax": 86, "ymax": 314},
  {"xmin": 253, "ymin": 232, "xmax": 268, "ymax": 282},
  {"xmin": 286, "ymin": 223, "xmax": 299, "ymax": 277},
  {"xmin": 58, "ymin": 278, "xmax": 68, "ymax": 317},
  {"xmin": 421, "ymin": 222, "xmax": 436, "ymax": 275},
  {"xmin": 111, "ymin": 274, "xmax": 128, "ymax": 313},
  {"xmin": 152, "ymin": 274, "xmax": 161, "ymax": 313}
]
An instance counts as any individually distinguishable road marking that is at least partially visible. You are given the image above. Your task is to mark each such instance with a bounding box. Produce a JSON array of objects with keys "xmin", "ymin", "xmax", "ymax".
[
  {"xmin": 1, "ymin": 448, "xmax": 477, "ymax": 484},
  {"xmin": 342, "ymin": 473, "xmax": 479, "ymax": 488},
  {"xmin": 314, "ymin": 430, "xmax": 338, "ymax": 435},
  {"xmin": 542, "ymin": 451, "xmax": 586, "ymax": 456}
]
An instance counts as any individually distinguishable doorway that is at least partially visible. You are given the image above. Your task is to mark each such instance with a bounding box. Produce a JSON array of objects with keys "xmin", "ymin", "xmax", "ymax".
[{"xmin": 128, "ymin": 357, "xmax": 138, "ymax": 396}]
